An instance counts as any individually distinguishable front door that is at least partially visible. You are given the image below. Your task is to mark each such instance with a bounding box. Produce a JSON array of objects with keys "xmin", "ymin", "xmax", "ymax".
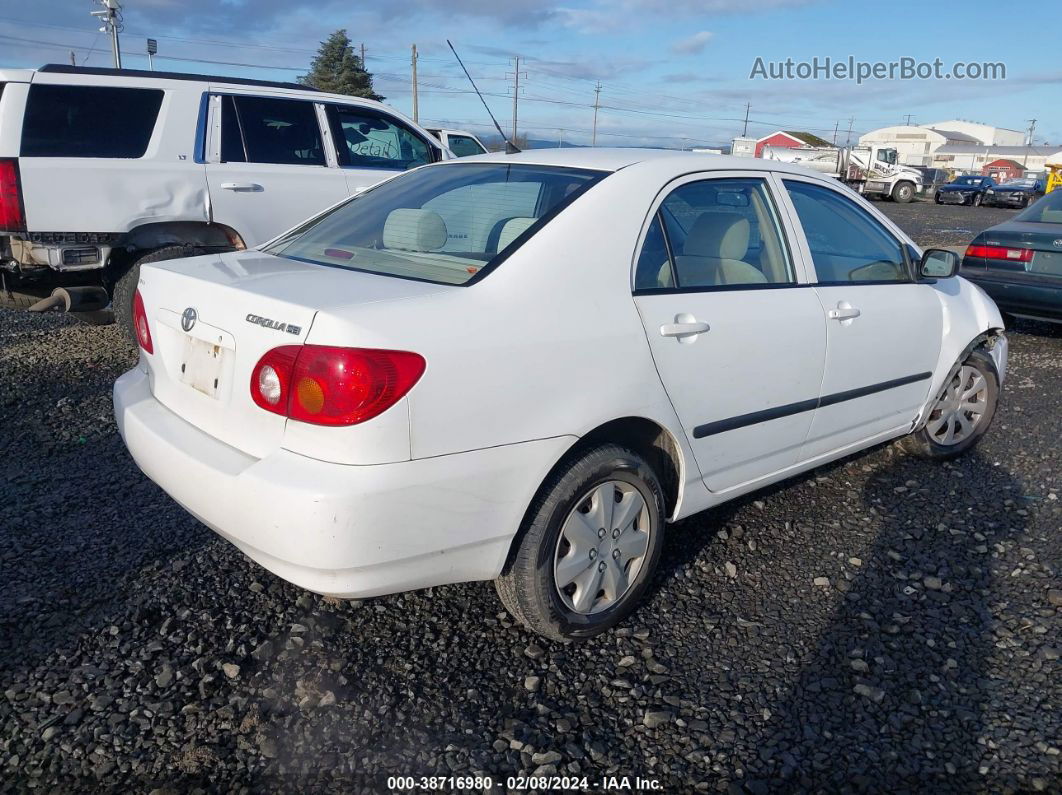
[
  {"xmin": 632, "ymin": 173, "xmax": 827, "ymax": 493},
  {"xmin": 205, "ymin": 93, "xmax": 349, "ymax": 247},
  {"xmin": 779, "ymin": 178, "xmax": 943, "ymax": 460}
]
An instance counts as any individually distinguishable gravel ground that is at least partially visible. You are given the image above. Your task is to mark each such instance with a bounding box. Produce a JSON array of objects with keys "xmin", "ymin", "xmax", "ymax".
[
  {"xmin": 1, "ymin": 204, "xmax": 1059, "ymax": 792},
  {"xmin": 876, "ymin": 199, "xmax": 1020, "ymax": 248}
]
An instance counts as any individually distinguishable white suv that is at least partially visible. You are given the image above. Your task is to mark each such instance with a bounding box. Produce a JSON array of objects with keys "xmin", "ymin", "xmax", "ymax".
[{"xmin": 0, "ymin": 64, "xmax": 448, "ymax": 331}]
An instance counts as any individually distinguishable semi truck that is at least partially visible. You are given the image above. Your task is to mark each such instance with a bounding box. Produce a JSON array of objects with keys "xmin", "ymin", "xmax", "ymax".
[{"xmin": 761, "ymin": 144, "xmax": 924, "ymax": 202}]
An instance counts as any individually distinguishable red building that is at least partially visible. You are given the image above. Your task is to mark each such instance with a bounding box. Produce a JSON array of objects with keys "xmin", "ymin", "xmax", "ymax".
[
  {"xmin": 981, "ymin": 159, "xmax": 1024, "ymax": 181},
  {"xmin": 754, "ymin": 130, "xmax": 834, "ymax": 158}
]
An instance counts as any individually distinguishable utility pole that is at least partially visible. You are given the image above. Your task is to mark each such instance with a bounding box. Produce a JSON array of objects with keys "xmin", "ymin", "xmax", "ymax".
[
  {"xmin": 69, "ymin": 50, "xmax": 76, "ymax": 66},
  {"xmin": 832, "ymin": 120, "xmax": 839, "ymax": 145},
  {"xmin": 845, "ymin": 117, "xmax": 854, "ymax": 147},
  {"xmin": 1023, "ymin": 119, "xmax": 1037, "ymax": 167},
  {"xmin": 90, "ymin": 0, "xmax": 122, "ymax": 69},
  {"xmin": 360, "ymin": 43, "xmax": 366, "ymax": 66},
  {"xmin": 506, "ymin": 57, "xmax": 526, "ymax": 142},
  {"xmin": 410, "ymin": 44, "xmax": 419, "ymax": 123},
  {"xmin": 742, "ymin": 102, "xmax": 750, "ymax": 137},
  {"xmin": 903, "ymin": 113, "xmax": 913, "ymax": 126},
  {"xmin": 557, "ymin": 129, "xmax": 564, "ymax": 148},
  {"xmin": 592, "ymin": 82, "xmax": 602, "ymax": 146}
]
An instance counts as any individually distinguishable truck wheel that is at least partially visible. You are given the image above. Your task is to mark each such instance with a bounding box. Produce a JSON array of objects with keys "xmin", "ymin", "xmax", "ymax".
[
  {"xmin": 113, "ymin": 245, "xmax": 202, "ymax": 344},
  {"xmin": 891, "ymin": 181, "xmax": 914, "ymax": 203},
  {"xmin": 900, "ymin": 348, "xmax": 999, "ymax": 461},
  {"xmin": 495, "ymin": 444, "xmax": 666, "ymax": 641}
]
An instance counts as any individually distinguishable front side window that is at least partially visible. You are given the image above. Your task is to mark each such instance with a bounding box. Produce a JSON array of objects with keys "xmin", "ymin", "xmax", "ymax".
[
  {"xmin": 21, "ymin": 84, "xmax": 163, "ymax": 158},
  {"xmin": 447, "ymin": 134, "xmax": 487, "ymax": 157},
  {"xmin": 266, "ymin": 163, "xmax": 604, "ymax": 285},
  {"xmin": 220, "ymin": 95, "xmax": 324, "ymax": 166},
  {"xmin": 784, "ymin": 180, "xmax": 909, "ymax": 283},
  {"xmin": 643, "ymin": 177, "xmax": 794, "ymax": 289},
  {"xmin": 328, "ymin": 105, "xmax": 433, "ymax": 170}
]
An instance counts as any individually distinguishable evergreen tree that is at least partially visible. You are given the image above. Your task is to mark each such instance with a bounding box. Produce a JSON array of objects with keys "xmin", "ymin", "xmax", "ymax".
[{"xmin": 299, "ymin": 30, "xmax": 382, "ymax": 101}]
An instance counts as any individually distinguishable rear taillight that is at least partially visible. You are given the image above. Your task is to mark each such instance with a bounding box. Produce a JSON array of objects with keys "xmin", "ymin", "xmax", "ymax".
[
  {"xmin": 250, "ymin": 345, "xmax": 426, "ymax": 426},
  {"xmin": 0, "ymin": 158, "xmax": 26, "ymax": 232},
  {"xmin": 965, "ymin": 244, "xmax": 1033, "ymax": 263},
  {"xmin": 132, "ymin": 289, "xmax": 153, "ymax": 354}
]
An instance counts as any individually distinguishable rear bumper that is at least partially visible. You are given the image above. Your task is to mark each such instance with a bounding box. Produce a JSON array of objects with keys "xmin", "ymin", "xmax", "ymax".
[
  {"xmin": 964, "ymin": 274, "xmax": 1062, "ymax": 321},
  {"xmin": 114, "ymin": 366, "xmax": 573, "ymax": 598}
]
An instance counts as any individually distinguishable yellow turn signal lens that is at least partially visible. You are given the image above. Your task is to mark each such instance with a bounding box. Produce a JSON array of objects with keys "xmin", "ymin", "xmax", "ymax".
[{"xmin": 295, "ymin": 376, "xmax": 326, "ymax": 415}]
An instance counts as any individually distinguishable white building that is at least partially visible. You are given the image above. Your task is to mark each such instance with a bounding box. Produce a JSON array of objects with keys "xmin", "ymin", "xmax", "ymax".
[
  {"xmin": 730, "ymin": 136, "xmax": 757, "ymax": 157},
  {"xmin": 930, "ymin": 145, "xmax": 1062, "ymax": 174},
  {"xmin": 920, "ymin": 120, "xmax": 1025, "ymax": 147},
  {"xmin": 858, "ymin": 120, "xmax": 1028, "ymax": 167}
]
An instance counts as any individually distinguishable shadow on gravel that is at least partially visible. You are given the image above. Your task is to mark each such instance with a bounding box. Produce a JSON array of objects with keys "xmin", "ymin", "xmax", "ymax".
[{"xmin": 739, "ymin": 450, "xmax": 1026, "ymax": 792}]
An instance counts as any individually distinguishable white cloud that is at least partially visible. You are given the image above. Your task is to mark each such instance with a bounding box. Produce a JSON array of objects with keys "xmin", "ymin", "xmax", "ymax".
[{"xmin": 671, "ymin": 31, "xmax": 714, "ymax": 55}]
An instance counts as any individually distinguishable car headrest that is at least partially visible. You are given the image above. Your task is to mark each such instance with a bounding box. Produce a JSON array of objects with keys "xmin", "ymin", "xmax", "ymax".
[
  {"xmin": 383, "ymin": 209, "xmax": 448, "ymax": 252},
  {"xmin": 496, "ymin": 217, "xmax": 537, "ymax": 252},
  {"xmin": 684, "ymin": 212, "xmax": 750, "ymax": 260}
]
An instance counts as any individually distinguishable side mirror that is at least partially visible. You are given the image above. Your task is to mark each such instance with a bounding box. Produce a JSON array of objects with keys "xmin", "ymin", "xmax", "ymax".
[{"xmin": 919, "ymin": 248, "xmax": 960, "ymax": 279}]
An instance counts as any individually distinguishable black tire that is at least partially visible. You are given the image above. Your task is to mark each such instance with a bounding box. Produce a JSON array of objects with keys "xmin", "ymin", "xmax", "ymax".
[
  {"xmin": 113, "ymin": 245, "xmax": 202, "ymax": 344},
  {"xmin": 891, "ymin": 181, "xmax": 914, "ymax": 203},
  {"xmin": 934, "ymin": 192, "xmax": 944, "ymax": 205},
  {"xmin": 972, "ymin": 193, "xmax": 983, "ymax": 207},
  {"xmin": 495, "ymin": 444, "xmax": 666, "ymax": 642},
  {"xmin": 900, "ymin": 348, "xmax": 999, "ymax": 460}
]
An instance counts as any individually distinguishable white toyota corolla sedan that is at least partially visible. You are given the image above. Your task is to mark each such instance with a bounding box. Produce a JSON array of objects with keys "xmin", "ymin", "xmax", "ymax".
[{"xmin": 114, "ymin": 148, "xmax": 1007, "ymax": 641}]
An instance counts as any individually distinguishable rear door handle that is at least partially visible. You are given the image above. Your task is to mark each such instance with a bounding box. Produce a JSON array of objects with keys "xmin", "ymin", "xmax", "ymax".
[
  {"xmin": 827, "ymin": 302, "xmax": 861, "ymax": 321},
  {"xmin": 660, "ymin": 313, "xmax": 710, "ymax": 343},
  {"xmin": 220, "ymin": 182, "xmax": 263, "ymax": 191}
]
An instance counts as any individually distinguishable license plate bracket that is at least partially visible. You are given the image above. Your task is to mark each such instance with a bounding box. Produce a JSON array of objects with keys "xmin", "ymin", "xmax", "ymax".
[{"xmin": 179, "ymin": 335, "xmax": 224, "ymax": 398}]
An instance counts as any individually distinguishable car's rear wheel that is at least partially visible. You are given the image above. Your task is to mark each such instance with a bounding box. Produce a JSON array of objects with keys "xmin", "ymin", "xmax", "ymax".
[
  {"xmin": 495, "ymin": 444, "xmax": 665, "ymax": 641},
  {"xmin": 934, "ymin": 192, "xmax": 944, "ymax": 205},
  {"xmin": 900, "ymin": 348, "xmax": 999, "ymax": 460},
  {"xmin": 113, "ymin": 245, "xmax": 203, "ymax": 344}
]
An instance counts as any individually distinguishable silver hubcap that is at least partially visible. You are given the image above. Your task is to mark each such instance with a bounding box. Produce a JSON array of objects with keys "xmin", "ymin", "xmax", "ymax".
[
  {"xmin": 553, "ymin": 480, "xmax": 651, "ymax": 615},
  {"xmin": 926, "ymin": 365, "xmax": 988, "ymax": 446}
]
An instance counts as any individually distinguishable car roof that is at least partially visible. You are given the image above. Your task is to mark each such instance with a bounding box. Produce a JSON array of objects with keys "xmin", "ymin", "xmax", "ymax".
[
  {"xmin": 37, "ymin": 64, "xmax": 314, "ymax": 93},
  {"xmin": 449, "ymin": 146, "xmax": 841, "ymax": 179}
]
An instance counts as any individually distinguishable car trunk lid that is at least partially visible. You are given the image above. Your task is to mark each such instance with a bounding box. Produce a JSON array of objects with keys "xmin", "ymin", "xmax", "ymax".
[{"xmin": 137, "ymin": 249, "xmax": 449, "ymax": 458}]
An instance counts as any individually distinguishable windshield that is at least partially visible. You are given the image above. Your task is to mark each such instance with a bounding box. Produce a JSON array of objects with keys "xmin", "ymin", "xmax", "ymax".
[
  {"xmin": 954, "ymin": 177, "xmax": 984, "ymax": 186},
  {"xmin": 1014, "ymin": 190, "xmax": 1062, "ymax": 223},
  {"xmin": 266, "ymin": 163, "xmax": 606, "ymax": 285}
]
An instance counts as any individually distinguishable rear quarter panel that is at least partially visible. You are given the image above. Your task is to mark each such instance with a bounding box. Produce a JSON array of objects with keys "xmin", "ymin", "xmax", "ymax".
[{"xmin": 16, "ymin": 74, "xmax": 209, "ymax": 233}]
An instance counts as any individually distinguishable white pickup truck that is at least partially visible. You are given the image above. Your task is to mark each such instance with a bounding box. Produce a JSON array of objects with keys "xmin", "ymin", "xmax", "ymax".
[{"xmin": 0, "ymin": 64, "xmax": 449, "ymax": 333}]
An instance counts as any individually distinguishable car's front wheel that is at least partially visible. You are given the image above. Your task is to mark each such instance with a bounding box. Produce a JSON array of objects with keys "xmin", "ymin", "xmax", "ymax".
[
  {"xmin": 495, "ymin": 444, "xmax": 665, "ymax": 641},
  {"xmin": 900, "ymin": 348, "xmax": 999, "ymax": 460},
  {"xmin": 934, "ymin": 192, "xmax": 944, "ymax": 205}
]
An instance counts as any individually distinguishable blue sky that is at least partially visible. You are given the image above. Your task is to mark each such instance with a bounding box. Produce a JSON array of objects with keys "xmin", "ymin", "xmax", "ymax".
[{"xmin": 3, "ymin": 0, "xmax": 1060, "ymax": 148}]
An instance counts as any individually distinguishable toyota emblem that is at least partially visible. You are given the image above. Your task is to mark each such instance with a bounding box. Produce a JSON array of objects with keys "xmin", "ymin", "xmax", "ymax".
[
  {"xmin": 181, "ymin": 307, "xmax": 198, "ymax": 332},
  {"xmin": 1053, "ymin": 239, "xmax": 1062, "ymax": 248}
]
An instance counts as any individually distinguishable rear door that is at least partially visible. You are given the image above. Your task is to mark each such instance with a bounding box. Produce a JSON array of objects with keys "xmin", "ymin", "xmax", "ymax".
[
  {"xmin": 779, "ymin": 177, "xmax": 942, "ymax": 459},
  {"xmin": 632, "ymin": 172, "xmax": 827, "ymax": 493},
  {"xmin": 323, "ymin": 103, "xmax": 439, "ymax": 194},
  {"xmin": 205, "ymin": 92, "xmax": 349, "ymax": 247}
]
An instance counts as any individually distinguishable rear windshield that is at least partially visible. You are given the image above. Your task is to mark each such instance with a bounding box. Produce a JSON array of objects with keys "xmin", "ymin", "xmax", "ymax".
[
  {"xmin": 21, "ymin": 84, "xmax": 164, "ymax": 158},
  {"xmin": 266, "ymin": 163, "xmax": 606, "ymax": 285},
  {"xmin": 1014, "ymin": 190, "xmax": 1062, "ymax": 224}
]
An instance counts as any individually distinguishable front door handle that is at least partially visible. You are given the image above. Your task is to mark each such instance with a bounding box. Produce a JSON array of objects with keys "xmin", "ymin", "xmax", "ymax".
[
  {"xmin": 220, "ymin": 182, "xmax": 263, "ymax": 192},
  {"xmin": 660, "ymin": 313, "xmax": 710, "ymax": 343},
  {"xmin": 827, "ymin": 302, "xmax": 861, "ymax": 322}
]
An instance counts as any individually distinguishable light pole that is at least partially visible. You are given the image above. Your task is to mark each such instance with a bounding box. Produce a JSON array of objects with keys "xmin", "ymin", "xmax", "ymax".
[{"xmin": 90, "ymin": 0, "xmax": 123, "ymax": 68}]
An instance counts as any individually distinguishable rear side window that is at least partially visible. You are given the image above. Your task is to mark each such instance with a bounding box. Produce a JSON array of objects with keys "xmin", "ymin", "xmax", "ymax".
[
  {"xmin": 21, "ymin": 84, "xmax": 163, "ymax": 158},
  {"xmin": 327, "ymin": 105, "xmax": 433, "ymax": 170},
  {"xmin": 220, "ymin": 95, "xmax": 325, "ymax": 166},
  {"xmin": 447, "ymin": 134, "xmax": 486, "ymax": 157}
]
